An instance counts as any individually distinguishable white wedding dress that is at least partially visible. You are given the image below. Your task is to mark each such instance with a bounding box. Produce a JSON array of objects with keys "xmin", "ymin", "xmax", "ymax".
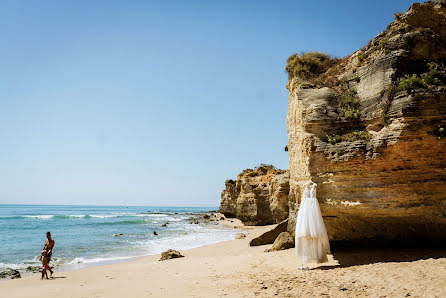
[{"xmin": 295, "ymin": 181, "xmax": 330, "ymax": 263}]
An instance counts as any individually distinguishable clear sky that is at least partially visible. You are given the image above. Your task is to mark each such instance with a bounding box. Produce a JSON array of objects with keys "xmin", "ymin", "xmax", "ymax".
[{"xmin": 0, "ymin": 0, "xmax": 415, "ymax": 207}]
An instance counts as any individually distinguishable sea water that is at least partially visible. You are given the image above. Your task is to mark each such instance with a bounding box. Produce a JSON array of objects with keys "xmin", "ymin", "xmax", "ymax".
[{"xmin": 0, "ymin": 204, "xmax": 237, "ymax": 272}]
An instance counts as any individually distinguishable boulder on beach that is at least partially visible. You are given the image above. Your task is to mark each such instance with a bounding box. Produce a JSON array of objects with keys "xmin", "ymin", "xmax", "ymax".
[
  {"xmin": 235, "ymin": 233, "xmax": 246, "ymax": 239},
  {"xmin": 249, "ymin": 219, "xmax": 288, "ymax": 246},
  {"xmin": 159, "ymin": 249, "xmax": 184, "ymax": 261},
  {"xmin": 264, "ymin": 232, "xmax": 295, "ymax": 252},
  {"xmin": 0, "ymin": 268, "xmax": 21, "ymax": 279}
]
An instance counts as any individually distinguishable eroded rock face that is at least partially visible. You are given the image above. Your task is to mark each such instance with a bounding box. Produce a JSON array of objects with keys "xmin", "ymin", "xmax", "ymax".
[
  {"xmin": 287, "ymin": 1, "xmax": 446, "ymax": 242},
  {"xmin": 220, "ymin": 165, "xmax": 290, "ymax": 225}
]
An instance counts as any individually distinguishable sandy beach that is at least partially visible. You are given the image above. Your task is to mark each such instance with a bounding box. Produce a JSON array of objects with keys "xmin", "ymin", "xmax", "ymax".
[{"xmin": 1, "ymin": 219, "xmax": 445, "ymax": 298}]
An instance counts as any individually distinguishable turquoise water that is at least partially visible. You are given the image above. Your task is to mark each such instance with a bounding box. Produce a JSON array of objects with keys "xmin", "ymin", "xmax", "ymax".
[{"xmin": 0, "ymin": 205, "xmax": 236, "ymax": 271}]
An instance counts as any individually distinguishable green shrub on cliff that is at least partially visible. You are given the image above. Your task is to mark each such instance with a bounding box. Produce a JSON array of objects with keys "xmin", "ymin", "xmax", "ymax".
[
  {"xmin": 326, "ymin": 130, "xmax": 370, "ymax": 144},
  {"xmin": 393, "ymin": 11, "xmax": 404, "ymax": 20},
  {"xmin": 344, "ymin": 130, "xmax": 371, "ymax": 142},
  {"xmin": 357, "ymin": 51, "xmax": 367, "ymax": 62},
  {"xmin": 285, "ymin": 52, "xmax": 332, "ymax": 80},
  {"xmin": 396, "ymin": 62, "xmax": 446, "ymax": 91},
  {"xmin": 396, "ymin": 74, "xmax": 427, "ymax": 91},
  {"xmin": 326, "ymin": 134, "xmax": 341, "ymax": 144},
  {"xmin": 339, "ymin": 89, "xmax": 360, "ymax": 119}
]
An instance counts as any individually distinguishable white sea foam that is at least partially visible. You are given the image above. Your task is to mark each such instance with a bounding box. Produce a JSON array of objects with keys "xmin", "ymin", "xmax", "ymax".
[
  {"xmin": 134, "ymin": 213, "xmax": 168, "ymax": 217},
  {"xmin": 22, "ymin": 215, "xmax": 54, "ymax": 219},
  {"xmin": 134, "ymin": 226, "xmax": 237, "ymax": 255},
  {"xmin": 14, "ymin": 213, "xmax": 173, "ymax": 220},
  {"xmin": 89, "ymin": 214, "xmax": 117, "ymax": 218},
  {"xmin": 68, "ymin": 255, "xmax": 134, "ymax": 265}
]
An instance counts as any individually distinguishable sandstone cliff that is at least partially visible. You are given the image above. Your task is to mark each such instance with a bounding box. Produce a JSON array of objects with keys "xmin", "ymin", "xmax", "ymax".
[
  {"xmin": 286, "ymin": 1, "xmax": 446, "ymax": 242},
  {"xmin": 220, "ymin": 165, "xmax": 290, "ymax": 225}
]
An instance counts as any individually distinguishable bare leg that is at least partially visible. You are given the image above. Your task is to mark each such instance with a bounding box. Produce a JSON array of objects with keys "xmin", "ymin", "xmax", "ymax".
[{"xmin": 41, "ymin": 268, "xmax": 45, "ymax": 280}]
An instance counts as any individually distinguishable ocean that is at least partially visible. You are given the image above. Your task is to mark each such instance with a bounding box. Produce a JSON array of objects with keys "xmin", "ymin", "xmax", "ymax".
[{"xmin": 0, "ymin": 204, "xmax": 237, "ymax": 273}]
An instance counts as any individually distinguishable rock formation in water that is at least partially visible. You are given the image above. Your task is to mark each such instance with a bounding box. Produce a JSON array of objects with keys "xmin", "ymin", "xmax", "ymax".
[
  {"xmin": 220, "ymin": 165, "xmax": 290, "ymax": 225},
  {"xmin": 286, "ymin": 1, "xmax": 446, "ymax": 242}
]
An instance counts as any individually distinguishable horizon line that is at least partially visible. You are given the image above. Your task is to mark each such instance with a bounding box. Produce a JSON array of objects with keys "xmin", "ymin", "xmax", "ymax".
[{"xmin": 0, "ymin": 203, "xmax": 219, "ymax": 209}]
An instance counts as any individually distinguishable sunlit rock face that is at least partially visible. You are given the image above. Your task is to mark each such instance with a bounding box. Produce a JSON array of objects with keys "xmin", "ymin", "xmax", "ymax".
[
  {"xmin": 220, "ymin": 165, "xmax": 290, "ymax": 225},
  {"xmin": 286, "ymin": 1, "xmax": 446, "ymax": 242}
]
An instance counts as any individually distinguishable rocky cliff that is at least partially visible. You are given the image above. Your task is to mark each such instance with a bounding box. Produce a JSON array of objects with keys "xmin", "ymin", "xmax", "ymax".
[
  {"xmin": 220, "ymin": 165, "xmax": 290, "ymax": 225},
  {"xmin": 286, "ymin": 1, "xmax": 446, "ymax": 242}
]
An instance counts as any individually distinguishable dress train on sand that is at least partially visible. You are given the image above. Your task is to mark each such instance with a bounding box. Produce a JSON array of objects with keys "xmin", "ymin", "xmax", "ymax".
[{"xmin": 295, "ymin": 181, "xmax": 330, "ymax": 264}]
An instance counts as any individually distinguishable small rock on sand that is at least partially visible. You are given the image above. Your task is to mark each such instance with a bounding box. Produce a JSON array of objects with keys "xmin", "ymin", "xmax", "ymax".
[
  {"xmin": 26, "ymin": 266, "xmax": 42, "ymax": 273},
  {"xmin": 159, "ymin": 249, "xmax": 184, "ymax": 261},
  {"xmin": 0, "ymin": 268, "xmax": 21, "ymax": 279},
  {"xmin": 235, "ymin": 233, "xmax": 246, "ymax": 239}
]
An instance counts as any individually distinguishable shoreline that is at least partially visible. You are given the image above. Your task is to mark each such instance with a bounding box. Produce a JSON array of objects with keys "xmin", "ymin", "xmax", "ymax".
[
  {"xmin": 1, "ymin": 219, "xmax": 445, "ymax": 297},
  {"xmin": 56, "ymin": 216, "xmax": 246, "ymax": 272},
  {"xmin": 0, "ymin": 209, "xmax": 238, "ymax": 277},
  {"xmin": 1, "ymin": 215, "xmax": 246, "ymax": 278}
]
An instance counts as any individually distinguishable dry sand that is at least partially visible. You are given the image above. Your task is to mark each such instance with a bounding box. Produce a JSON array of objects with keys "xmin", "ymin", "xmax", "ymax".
[{"xmin": 1, "ymin": 219, "xmax": 445, "ymax": 297}]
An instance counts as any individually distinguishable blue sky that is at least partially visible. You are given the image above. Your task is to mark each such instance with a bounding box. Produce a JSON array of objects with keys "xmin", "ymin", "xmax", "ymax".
[{"xmin": 0, "ymin": 0, "xmax": 415, "ymax": 206}]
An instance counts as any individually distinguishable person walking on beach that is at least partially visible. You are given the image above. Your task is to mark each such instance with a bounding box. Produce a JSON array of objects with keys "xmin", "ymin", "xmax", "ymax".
[
  {"xmin": 42, "ymin": 231, "xmax": 55, "ymax": 277},
  {"xmin": 40, "ymin": 250, "xmax": 50, "ymax": 280}
]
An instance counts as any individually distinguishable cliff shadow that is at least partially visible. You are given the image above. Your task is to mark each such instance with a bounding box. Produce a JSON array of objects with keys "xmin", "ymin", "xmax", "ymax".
[{"xmin": 315, "ymin": 240, "xmax": 446, "ymax": 270}]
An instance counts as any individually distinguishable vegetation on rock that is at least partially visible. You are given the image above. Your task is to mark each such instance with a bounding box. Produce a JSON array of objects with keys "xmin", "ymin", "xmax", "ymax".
[
  {"xmin": 396, "ymin": 62, "xmax": 446, "ymax": 92},
  {"xmin": 393, "ymin": 11, "xmax": 404, "ymax": 20},
  {"xmin": 339, "ymin": 89, "xmax": 360, "ymax": 119},
  {"xmin": 326, "ymin": 130, "xmax": 371, "ymax": 144},
  {"xmin": 285, "ymin": 52, "xmax": 333, "ymax": 80},
  {"xmin": 326, "ymin": 134, "xmax": 341, "ymax": 144},
  {"xmin": 435, "ymin": 126, "xmax": 445, "ymax": 140},
  {"xmin": 357, "ymin": 51, "xmax": 367, "ymax": 62}
]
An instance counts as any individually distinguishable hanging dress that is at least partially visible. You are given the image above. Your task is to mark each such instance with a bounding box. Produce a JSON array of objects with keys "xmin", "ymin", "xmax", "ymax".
[{"xmin": 295, "ymin": 181, "xmax": 330, "ymax": 263}]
